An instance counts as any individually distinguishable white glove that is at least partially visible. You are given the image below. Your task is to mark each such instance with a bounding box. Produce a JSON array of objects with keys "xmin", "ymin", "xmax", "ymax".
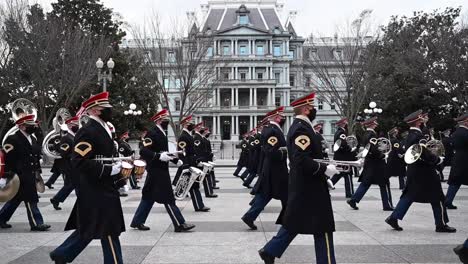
[
  {"xmin": 325, "ymin": 164, "xmax": 339, "ymax": 177},
  {"xmin": 0, "ymin": 178, "xmax": 7, "ymax": 189},
  {"xmin": 159, "ymin": 152, "xmax": 173, "ymax": 162},
  {"xmin": 111, "ymin": 162, "xmax": 122, "ymax": 176},
  {"xmin": 327, "ymin": 178, "xmax": 336, "ymax": 190},
  {"xmin": 177, "ymin": 159, "xmax": 183, "ymax": 166},
  {"xmin": 438, "ymin": 157, "xmax": 445, "ymax": 165}
]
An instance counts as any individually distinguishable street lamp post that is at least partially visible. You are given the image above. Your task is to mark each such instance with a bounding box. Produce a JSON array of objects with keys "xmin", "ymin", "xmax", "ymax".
[
  {"xmin": 96, "ymin": 58, "xmax": 115, "ymax": 92},
  {"xmin": 124, "ymin": 103, "xmax": 142, "ymax": 137},
  {"xmin": 363, "ymin": 101, "xmax": 383, "ymax": 116}
]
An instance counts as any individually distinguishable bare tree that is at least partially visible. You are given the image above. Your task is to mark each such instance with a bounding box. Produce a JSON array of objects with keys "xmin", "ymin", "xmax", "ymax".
[
  {"xmin": 305, "ymin": 9, "xmax": 378, "ymax": 132},
  {"xmin": 130, "ymin": 13, "xmax": 224, "ymax": 136}
]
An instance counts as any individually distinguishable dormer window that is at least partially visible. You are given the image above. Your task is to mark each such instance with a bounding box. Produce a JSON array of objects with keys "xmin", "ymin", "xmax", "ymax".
[
  {"xmin": 239, "ymin": 15, "xmax": 248, "ymax": 25},
  {"xmin": 236, "ymin": 5, "xmax": 250, "ymax": 25}
]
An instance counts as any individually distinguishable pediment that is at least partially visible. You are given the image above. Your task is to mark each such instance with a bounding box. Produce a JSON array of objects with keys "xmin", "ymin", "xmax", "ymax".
[{"xmin": 217, "ymin": 26, "xmax": 269, "ymax": 36}]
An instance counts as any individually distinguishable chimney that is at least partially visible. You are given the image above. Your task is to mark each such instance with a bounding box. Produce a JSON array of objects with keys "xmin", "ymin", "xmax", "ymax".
[{"xmin": 288, "ymin": 11, "xmax": 297, "ymax": 25}]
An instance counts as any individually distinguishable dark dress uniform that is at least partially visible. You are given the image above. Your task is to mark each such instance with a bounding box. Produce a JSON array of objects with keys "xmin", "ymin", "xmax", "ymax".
[
  {"xmin": 242, "ymin": 122, "xmax": 288, "ymax": 227},
  {"xmin": 174, "ymin": 129, "xmax": 206, "ymax": 211},
  {"xmin": 45, "ymin": 158, "xmax": 64, "ymax": 188},
  {"xmin": 0, "ymin": 130, "xmax": 46, "ymax": 229},
  {"xmin": 203, "ymin": 134, "xmax": 217, "ymax": 189},
  {"xmin": 387, "ymin": 136, "xmax": 407, "ymax": 190},
  {"xmin": 234, "ymin": 138, "xmax": 249, "ymax": 176},
  {"xmin": 51, "ymin": 118, "xmax": 125, "ymax": 263},
  {"xmin": 50, "ymin": 132, "xmax": 76, "ymax": 207},
  {"xmin": 244, "ymin": 132, "xmax": 263, "ymax": 187},
  {"xmin": 388, "ymin": 127, "xmax": 451, "ymax": 230},
  {"xmin": 438, "ymin": 134, "xmax": 454, "ymax": 181},
  {"xmin": 239, "ymin": 135, "xmax": 255, "ymax": 179},
  {"xmin": 330, "ymin": 127, "xmax": 355, "ymax": 198},
  {"xmin": 131, "ymin": 125, "xmax": 188, "ymax": 229},
  {"xmin": 262, "ymin": 116, "xmax": 336, "ymax": 263},
  {"xmin": 194, "ymin": 132, "xmax": 215, "ymax": 196},
  {"xmin": 445, "ymin": 125, "xmax": 468, "ymax": 208},
  {"xmin": 117, "ymin": 139, "xmax": 139, "ymax": 189},
  {"xmin": 349, "ymin": 129, "xmax": 393, "ymax": 210}
]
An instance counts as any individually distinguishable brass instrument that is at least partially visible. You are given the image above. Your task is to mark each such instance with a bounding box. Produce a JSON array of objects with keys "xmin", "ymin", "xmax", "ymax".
[
  {"xmin": 174, "ymin": 167, "xmax": 203, "ymax": 200},
  {"xmin": 197, "ymin": 162, "xmax": 215, "ymax": 183},
  {"xmin": 333, "ymin": 135, "xmax": 358, "ymax": 152},
  {"xmin": 42, "ymin": 108, "xmax": 72, "ymax": 159},
  {"xmin": 404, "ymin": 139, "xmax": 445, "ymax": 165},
  {"xmin": 360, "ymin": 137, "xmax": 392, "ymax": 158},
  {"xmin": 2, "ymin": 98, "xmax": 38, "ymax": 147},
  {"xmin": 0, "ymin": 149, "xmax": 21, "ymax": 202},
  {"xmin": 313, "ymin": 159, "xmax": 364, "ymax": 173}
]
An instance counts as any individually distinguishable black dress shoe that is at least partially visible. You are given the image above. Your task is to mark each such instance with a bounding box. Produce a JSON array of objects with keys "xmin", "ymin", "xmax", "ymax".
[
  {"xmin": 45, "ymin": 183, "xmax": 54, "ymax": 189},
  {"xmin": 385, "ymin": 217, "xmax": 403, "ymax": 231},
  {"xmin": 0, "ymin": 222, "xmax": 12, "ymax": 229},
  {"xmin": 195, "ymin": 206, "xmax": 210, "ymax": 212},
  {"xmin": 50, "ymin": 252, "xmax": 67, "ymax": 264},
  {"xmin": 31, "ymin": 224, "xmax": 50, "ymax": 231},
  {"xmin": 454, "ymin": 244, "xmax": 468, "ymax": 263},
  {"xmin": 258, "ymin": 248, "xmax": 275, "ymax": 264},
  {"xmin": 241, "ymin": 216, "xmax": 257, "ymax": 230},
  {"xmin": 174, "ymin": 223, "xmax": 196, "ymax": 232},
  {"xmin": 446, "ymin": 204, "xmax": 457, "ymax": 210},
  {"xmin": 50, "ymin": 199, "xmax": 62, "ymax": 210},
  {"xmin": 215, "ymin": 180, "xmax": 219, "ymax": 183},
  {"xmin": 119, "ymin": 193, "xmax": 128, "ymax": 197},
  {"xmin": 206, "ymin": 194, "xmax": 218, "ymax": 198},
  {"xmin": 213, "ymin": 186, "xmax": 220, "ymax": 190},
  {"xmin": 134, "ymin": 224, "xmax": 150, "ymax": 231},
  {"xmin": 346, "ymin": 199, "xmax": 359, "ymax": 210},
  {"xmin": 383, "ymin": 207, "xmax": 394, "ymax": 211},
  {"xmin": 436, "ymin": 225, "xmax": 456, "ymax": 233},
  {"xmin": 133, "ymin": 186, "xmax": 141, "ymax": 190}
]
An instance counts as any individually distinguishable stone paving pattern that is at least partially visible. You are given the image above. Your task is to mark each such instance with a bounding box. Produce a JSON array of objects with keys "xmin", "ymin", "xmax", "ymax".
[{"xmin": 0, "ymin": 167, "xmax": 467, "ymax": 264}]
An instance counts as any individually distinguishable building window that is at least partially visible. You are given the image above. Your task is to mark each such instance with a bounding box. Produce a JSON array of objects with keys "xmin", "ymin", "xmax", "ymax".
[
  {"xmin": 275, "ymin": 96, "xmax": 281, "ymax": 107},
  {"xmin": 290, "ymin": 96, "xmax": 296, "ymax": 105},
  {"xmin": 257, "ymin": 72, "xmax": 263, "ymax": 80},
  {"xmin": 175, "ymin": 98, "xmax": 181, "ymax": 111},
  {"xmin": 330, "ymin": 99, "xmax": 336, "ymax": 110},
  {"xmin": 223, "ymin": 72, "xmax": 229, "ymax": 80},
  {"xmin": 207, "ymin": 47, "xmax": 213, "ymax": 57},
  {"xmin": 331, "ymin": 121, "xmax": 337, "ymax": 134},
  {"xmin": 256, "ymin": 46, "xmax": 264, "ymax": 55},
  {"xmin": 239, "ymin": 45, "xmax": 247, "ymax": 55},
  {"xmin": 239, "ymin": 15, "xmax": 248, "ymax": 25},
  {"xmin": 289, "ymin": 74, "xmax": 295, "ymax": 87},
  {"xmin": 274, "ymin": 72, "xmax": 280, "ymax": 83},
  {"xmin": 168, "ymin": 51, "xmax": 175, "ymax": 62},
  {"xmin": 318, "ymin": 99, "xmax": 324, "ymax": 110},
  {"xmin": 273, "ymin": 45, "xmax": 282, "ymax": 57},
  {"xmin": 288, "ymin": 49, "xmax": 296, "ymax": 59},
  {"xmin": 240, "ymin": 73, "xmax": 246, "ymax": 81},
  {"xmin": 305, "ymin": 76, "xmax": 311, "ymax": 87},
  {"xmin": 223, "ymin": 46, "xmax": 230, "ymax": 55}
]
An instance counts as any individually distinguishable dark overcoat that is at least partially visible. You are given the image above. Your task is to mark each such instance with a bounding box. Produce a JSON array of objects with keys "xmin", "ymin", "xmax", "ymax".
[
  {"xmin": 448, "ymin": 126, "xmax": 468, "ymax": 186},
  {"xmin": 333, "ymin": 127, "xmax": 354, "ymax": 161},
  {"xmin": 386, "ymin": 137, "xmax": 406, "ymax": 177},
  {"xmin": 358, "ymin": 129, "xmax": 387, "ymax": 185}
]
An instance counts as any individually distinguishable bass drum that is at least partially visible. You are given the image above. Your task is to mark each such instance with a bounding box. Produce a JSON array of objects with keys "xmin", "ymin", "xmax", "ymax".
[{"xmin": 0, "ymin": 174, "xmax": 20, "ymax": 202}]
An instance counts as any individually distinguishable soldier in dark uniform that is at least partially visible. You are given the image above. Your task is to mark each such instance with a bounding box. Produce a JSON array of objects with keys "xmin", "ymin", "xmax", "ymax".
[
  {"xmin": 193, "ymin": 122, "xmax": 217, "ymax": 198},
  {"xmin": 239, "ymin": 131, "xmax": 255, "ymax": 180},
  {"xmin": 0, "ymin": 114, "xmax": 50, "ymax": 231},
  {"xmin": 202, "ymin": 127, "xmax": 219, "ymax": 189},
  {"xmin": 131, "ymin": 109, "xmax": 196, "ymax": 232},
  {"xmin": 50, "ymin": 92, "xmax": 126, "ymax": 263},
  {"xmin": 50, "ymin": 116, "xmax": 80, "ymax": 210},
  {"xmin": 385, "ymin": 110, "xmax": 456, "ymax": 233},
  {"xmin": 242, "ymin": 107, "xmax": 288, "ymax": 230},
  {"xmin": 330, "ymin": 118, "xmax": 355, "ymax": 198},
  {"xmin": 386, "ymin": 127, "xmax": 407, "ymax": 190},
  {"xmin": 174, "ymin": 115, "xmax": 210, "ymax": 212},
  {"xmin": 314, "ymin": 122, "xmax": 329, "ymax": 159},
  {"xmin": 445, "ymin": 113, "xmax": 468, "ymax": 209},
  {"xmin": 258, "ymin": 93, "xmax": 339, "ymax": 264},
  {"xmin": 234, "ymin": 133, "xmax": 250, "ymax": 177},
  {"xmin": 454, "ymin": 238, "xmax": 468, "ymax": 263},
  {"xmin": 45, "ymin": 158, "xmax": 63, "ymax": 189},
  {"xmin": 117, "ymin": 131, "xmax": 139, "ymax": 190},
  {"xmin": 243, "ymin": 121, "xmax": 267, "ymax": 188},
  {"xmin": 347, "ymin": 117, "xmax": 394, "ymax": 211},
  {"xmin": 438, "ymin": 129, "xmax": 454, "ymax": 182}
]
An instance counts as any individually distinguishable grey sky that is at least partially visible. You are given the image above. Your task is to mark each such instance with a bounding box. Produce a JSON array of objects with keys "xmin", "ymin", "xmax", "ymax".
[{"xmin": 36, "ymin": 0, "xmax": 467, "ymax": 37}]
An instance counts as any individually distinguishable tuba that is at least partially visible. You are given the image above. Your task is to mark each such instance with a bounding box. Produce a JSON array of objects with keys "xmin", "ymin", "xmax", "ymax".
[
  {"xmin": 2, "ymin": 98, "xmax": 37, "ymax": 147},
  {"xmin": 42, "ymin": 108, "xmax": 72, "ymax": 160},
  {"xmin": 174, "ymin": 167, "xmax": 202, "ymax": 201},
  {"xmin": 404, "ymin": 139, "xmax": 445, "ymax": 165}
]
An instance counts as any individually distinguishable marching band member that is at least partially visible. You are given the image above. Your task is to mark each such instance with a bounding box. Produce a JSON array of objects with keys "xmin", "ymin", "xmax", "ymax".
[
  {"xmin": 50, "ymin": 92, "xmax": 125, "ymax": 263},
  {"xmin": 118, "ymin": 131, "xmax": 139, "ymax": 190},
  {"xmin": 242, "ymin": 106, "xmax": 288, "ymax": 230},
  {"xmin": 385, "ymin": 110, "xmax": 456, "ymax": 233},
  {"xmin": 445, "ymin": 113, "xmax": 468, "ymax": 209},
  {"xmin": 50, "ymin": 116, "xmax": 80, "ymax": 210},
  {"xmin": 174, "ymin": 115, "xmax": 210, "ymax": 212},
  {"xmin": 0, "ymin": 114, "xmax": 50, "ymax": 231},
  {"xmin": 202, "ymin": 127, "xmax": 219, "ymax": 189},
  {"xmin": 259, "ymin": 93, "xmax": 338, "ymax": 264},
  {"xmin": 193, "ymin": 122, "xmax": 217, "ymax": 198},
  {"xmin": 108, "ymin": 123, "xmax": 128, "ymax": 197},
  {"xmin": 347, "ymin": 117, "xmax": 394, "ymax": 211},
  {"xmin": 314, "ymin": 122, "xmax": 329, "ymax": 159},
  {"xmin": 131, "ymin": 109, "xmax": 196, "ymax": 232},
  {"xmin": 234, "ymin": 133, "xmax": 250, "ymax": 177},
  {"xmin": 438, "ymin": 128, "xmax": 453, "ymax": 182},
  {"xmin": 243, "ymin": 121, "xmax": 267, "ymax": 188},
  {"xmin": 239, "ymin": 130, "xmax": 255, "ymax": 180},
  {"xmin": 330, "ymin": 118, "xmax": 355, "ymax": 198},
  {"xmin": 386, "ymin": 127, "xmax": 407, "ymax": 190},
  {"xmin": 45, "ymin": 157, "xmax": 63, "ymax": 189}
]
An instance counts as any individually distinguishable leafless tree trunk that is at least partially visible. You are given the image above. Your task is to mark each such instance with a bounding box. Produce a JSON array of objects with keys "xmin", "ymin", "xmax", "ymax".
[
  {"xmin": 305, "ymin": 9, "xmax": 378, "ymax": 132},
  {"xmin": 130, "ymin": 12, "xmax": 224, "ymax": 136}
]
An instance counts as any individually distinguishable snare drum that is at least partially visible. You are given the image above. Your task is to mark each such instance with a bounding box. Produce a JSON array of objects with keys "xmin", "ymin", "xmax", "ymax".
[
  {"xmin": 120, "ymin": 161, "xmax": 134, "ymax": 178},
  {"xmin": 133, "ymin": 159, "xmax": 146, "ymax": 179}
]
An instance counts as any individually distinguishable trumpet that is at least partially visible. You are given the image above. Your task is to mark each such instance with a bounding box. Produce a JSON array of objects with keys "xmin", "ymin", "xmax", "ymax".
[{"xmin": 313, "ymin": 159, "xmax": 364, "ymax": 172}]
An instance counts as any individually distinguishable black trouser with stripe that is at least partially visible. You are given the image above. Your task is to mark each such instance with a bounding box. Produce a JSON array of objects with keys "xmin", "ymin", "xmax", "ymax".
[
  {"xmin": 0, "ymin": 196, "xmax": 44, "ymax": 228},
  {"xmin": 51, "ymin": 230, "xmax": 123, "ymax": 264},
  {"xmin": 131, "ymin": 199, "xmax": 186, "ymax": 228}
]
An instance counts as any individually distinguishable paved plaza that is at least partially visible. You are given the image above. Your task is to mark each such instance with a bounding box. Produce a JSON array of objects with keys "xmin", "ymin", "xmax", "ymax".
[{"xmin": 0, "ymin": 166, "xmax": 467, "ymax": 264}]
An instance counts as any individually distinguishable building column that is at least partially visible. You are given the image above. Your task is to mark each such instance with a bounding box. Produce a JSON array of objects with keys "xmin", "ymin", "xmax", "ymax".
[
  {"xmin": 269, "ymin": 40, "xmax": 273, "ymax": 54},
  {"xmin": 253, "ymin": 88, "xmax": 257, "ymax": 106},
  {"xmin": 231, "ymin": 67, "xmax": 234, "ymax": 80},
  {"xmin": 217, "ymin": 88, "xmax": 221, "ymax": 106},
  {"xmin": 213, "ymin": 116, "xmax": 217, "ymax": 135},
  {"xmin": 249, "ymin": 116, "xmax": 253, "ymax": 130},
  {"xmin": 252, "ymin": 67, "xmax": 256, "ymax": 79},
  {"xmin": 235, "ymin": 88, "xmax": 239, "ymax": 106},
  {"xmin": 253, "ymin": 116, "xmax": 257, "ymax": 127},
  {"xmin": 267, "ymin": 88, "xmax": 271, "ymax": 106},
  {"xmin": 283, "ymin": 41, "xmax": 287, "ymax": 56},
  {"xmin": 231, "ymin": 88, "xmax": 235, "ymax": 107},
  {"xmin": 230, "ymin": 115, "xmax": 235, "ymax": 136},
  {"xmin": 234, "ymin": 39, "xmax": 237, "ymax": 55},
  {"xmin": 270, "ymin": 67, "xmax": 273, "ymax": 79},
  {"xmin": 272, "ymin": 87, "xmax": 276, "ymax": 106},
  {"xmin": 235, "ymin": 67, "xmax": 238, "ymax": 80},
  {"xmin": 248, "ymin": 39, "xmax": 251, "ymax": 55},
  {"xmin": 235, "ymin": 116, "xmax": 239, "ymax": 135},
  {"xmin": 252, "ymin": 39, "xmax": 255, "ymax": 55},
  {"xmin": 249, "ymin": 88, "xmax": 253, "ymax": 106}
]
